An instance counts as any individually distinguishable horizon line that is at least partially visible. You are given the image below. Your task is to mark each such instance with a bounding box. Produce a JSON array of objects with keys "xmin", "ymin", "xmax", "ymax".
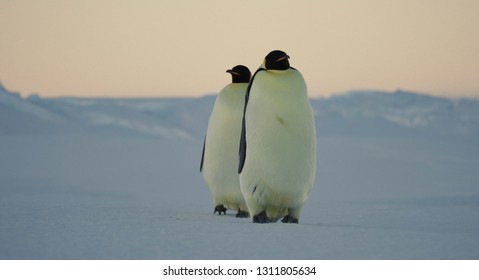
[{"xmin": 1, "ymin": 82, "xmax": 478, "ymax": 101}]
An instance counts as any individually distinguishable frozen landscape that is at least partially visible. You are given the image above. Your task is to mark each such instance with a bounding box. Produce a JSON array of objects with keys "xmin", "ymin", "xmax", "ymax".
[{"xmin": 1, "ymin": 83, "xmax": 478, "ymax": 259}]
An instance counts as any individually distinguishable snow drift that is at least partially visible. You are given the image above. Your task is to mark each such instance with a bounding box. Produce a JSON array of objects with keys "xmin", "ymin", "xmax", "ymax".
[{"xmin": 1, "ymin": 84, "xmax": 478, "ymax": 259}]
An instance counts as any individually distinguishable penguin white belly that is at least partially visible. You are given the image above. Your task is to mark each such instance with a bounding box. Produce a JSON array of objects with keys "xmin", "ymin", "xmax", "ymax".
[
  {"xmin": 240, "ymin": 70, "xmax": 316, "ymax": 218},
  {"xmin": 202, "ymin": 84, "xmax": 247, "ymax": 211}
]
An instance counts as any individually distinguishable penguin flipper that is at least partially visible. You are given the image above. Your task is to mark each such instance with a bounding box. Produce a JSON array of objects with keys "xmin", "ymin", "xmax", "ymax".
[
  {"xmin": 238, "ymin": 68, "xmax": 266, "ymax": 174},
  {"xmin": 238, "ymin": 113, "xmax": 247, "ymax": 173},
  {"xmin": 200, "ymin": 135, "xmax": 206, "ymax": 172}
]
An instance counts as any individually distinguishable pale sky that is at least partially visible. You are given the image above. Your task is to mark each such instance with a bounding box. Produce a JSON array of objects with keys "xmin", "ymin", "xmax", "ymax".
[{"xmin": 1, "ymin": 0, "xmax": 478, "ymax": 98}]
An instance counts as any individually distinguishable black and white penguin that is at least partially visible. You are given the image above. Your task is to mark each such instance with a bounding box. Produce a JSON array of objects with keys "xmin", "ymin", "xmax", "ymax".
[
  {"xmin": 238, "ymin": 51, "xmax": 316, "ymax": 223},
  {"xmin": 201, "ymin": 65, "xmax": 251, "ymax": 217}
]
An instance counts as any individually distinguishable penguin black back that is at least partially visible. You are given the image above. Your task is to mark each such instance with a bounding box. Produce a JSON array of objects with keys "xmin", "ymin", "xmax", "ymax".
[{"xmin": 227, "ymin": 65, "xmax": 251, "ymax": 83}]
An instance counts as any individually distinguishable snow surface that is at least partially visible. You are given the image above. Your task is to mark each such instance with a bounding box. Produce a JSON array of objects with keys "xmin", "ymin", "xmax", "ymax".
[{"xmin": 1, "ymin": 84, "xmax": 478, "ymax": 259}]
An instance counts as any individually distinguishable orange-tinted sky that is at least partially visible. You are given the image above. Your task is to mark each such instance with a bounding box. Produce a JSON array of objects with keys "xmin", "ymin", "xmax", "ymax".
[{"xmin": 1, "ymin": 0, "xmax": 478, "ymax": 98}]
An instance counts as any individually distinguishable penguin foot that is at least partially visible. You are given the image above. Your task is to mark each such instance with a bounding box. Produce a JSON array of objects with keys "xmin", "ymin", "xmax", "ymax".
[
  {"xmin": 213, "ymin": 205, "xmax": 227, "ymax": 215},
  {"xmin": 281, "ymin": 215, "xmax": 299, "ymax": 224},
  {"xmin": 253, "ymin": 211, "xmax": 270, "ymax": 223},
  {"xmin": 236, "ymin": 209, "xmax": 249, "ymax": 218}
]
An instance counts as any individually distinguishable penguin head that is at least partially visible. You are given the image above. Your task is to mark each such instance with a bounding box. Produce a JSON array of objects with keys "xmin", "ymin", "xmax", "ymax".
[
  {"xmin": 264, "ymin": 50, "xmax": 290, "ymax": 70},
  {"xmin": 226, "ymin": 65, "xmax": 251, "ymax": 83}
]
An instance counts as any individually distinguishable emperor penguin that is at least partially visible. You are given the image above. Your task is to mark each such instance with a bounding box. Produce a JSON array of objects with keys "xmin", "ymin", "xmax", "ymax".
[
  {"xmin": 200, "ymin": 65, "xmax": 251, "ymax": 217},
  {"xmin": 238, "ymin": 50, "xmax": 316, "ymax": 223}
]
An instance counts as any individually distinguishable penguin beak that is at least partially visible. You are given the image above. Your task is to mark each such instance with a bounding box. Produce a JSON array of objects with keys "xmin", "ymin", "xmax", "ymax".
[
  {"xmin": 226, "ymin": 69, "xmax": 240, "ymax": 76},
  {"xmin": 276, "ymin": 54, "xmax": 290, "ymax": 62}
]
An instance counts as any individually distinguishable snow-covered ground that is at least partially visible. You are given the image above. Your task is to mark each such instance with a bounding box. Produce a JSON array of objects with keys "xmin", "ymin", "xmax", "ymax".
[{"xmin": 1, "ymin": 84, "xmax": 478, "ymax": 259}]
